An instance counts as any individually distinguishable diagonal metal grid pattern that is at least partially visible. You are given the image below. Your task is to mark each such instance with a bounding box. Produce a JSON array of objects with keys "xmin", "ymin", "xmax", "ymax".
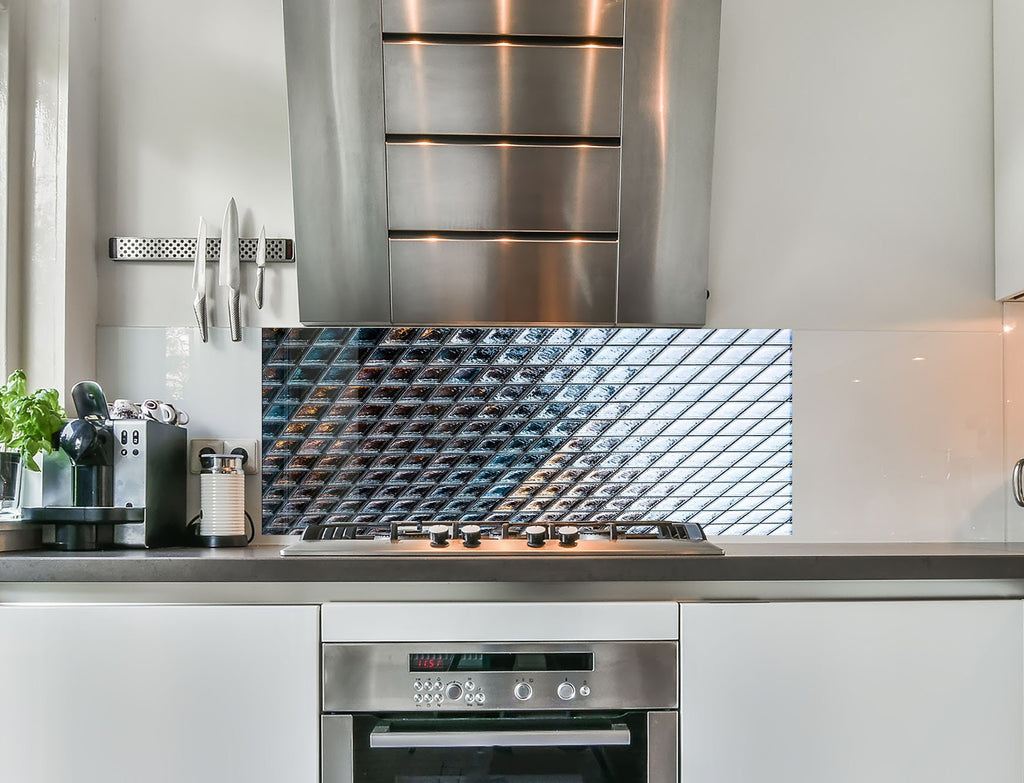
[{"xmin": 262, "ymin": 327, "xmax": 792, "ymax": 536}]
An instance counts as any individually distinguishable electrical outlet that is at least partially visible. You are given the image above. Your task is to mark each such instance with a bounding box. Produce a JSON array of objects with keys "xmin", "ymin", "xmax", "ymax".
[
  {"xmin": 223, "ymin": 438, "xmax": 260, "ymax": 475},
  {"xmin": 189, "ymin": 439, "xmax": 224, "ymax": 474}
]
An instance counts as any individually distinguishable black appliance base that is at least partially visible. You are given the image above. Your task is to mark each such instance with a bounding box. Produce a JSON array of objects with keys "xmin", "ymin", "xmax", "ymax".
[
  {"xmin": 20, "ymin": 506, "xmax": 145, "ymax": 523},
  {"xmin": 191, "ymin": 533, "xmax": 249, "ymax": 548},
  {"xmin": 20, "ymin": 507, "xmax": 146, "ymax": 551}
]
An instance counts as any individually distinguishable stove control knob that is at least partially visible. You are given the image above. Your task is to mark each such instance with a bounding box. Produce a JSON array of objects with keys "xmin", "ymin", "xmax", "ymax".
[
  {"xmin": 428, "ymin": 524, "xmax": 450, "ymax": 547},
  {"xmin": 525, "ymin": 525, "xmax": 547, "ymax": 548},
  {"xmin": 556, "ymin": 525, "xmax": 580, "ymax": 547},
  {"xmin": 445, "ymin": 682, "xmax": 464, "ymax": 702},
  {"xmin": 461, "ymin": 524, "xmax": 482, "ymax": 548},
  {"xmin": 514, "ymin": 682, "xmax": 533, "ymax": 701},
  {"xmin": 557, "ymin": 682, "xmax": 576, "ymax": 701}
]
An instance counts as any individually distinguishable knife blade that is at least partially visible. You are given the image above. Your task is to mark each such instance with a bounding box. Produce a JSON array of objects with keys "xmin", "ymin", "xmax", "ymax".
[
  {"xmin": 192, "ymin": 217, "xmax": 209, "ymax": 342},
  {"xmin": 219, "ymin": 197, "xmax": 241, "ymax": 342},
  {"xmin": 254, "ymin": 224, "xmax": 266, "ymax": 310}
]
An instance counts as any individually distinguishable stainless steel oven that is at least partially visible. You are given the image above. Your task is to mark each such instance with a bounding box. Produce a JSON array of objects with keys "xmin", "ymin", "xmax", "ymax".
[{"xmin": 321, "ymin": 641, "xmax": 678, "ymax": 782}]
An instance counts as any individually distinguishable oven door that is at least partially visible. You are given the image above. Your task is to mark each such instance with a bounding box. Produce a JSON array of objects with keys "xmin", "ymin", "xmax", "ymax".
[{"xmin": 323, "ymin": 711, "xmax": 677, "ymax": 783}]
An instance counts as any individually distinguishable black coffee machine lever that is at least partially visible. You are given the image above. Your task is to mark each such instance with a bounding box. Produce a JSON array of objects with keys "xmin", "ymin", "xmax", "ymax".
[{"xmin": 70, "ymin": 380, "xmax": 110, "ymax": 422}]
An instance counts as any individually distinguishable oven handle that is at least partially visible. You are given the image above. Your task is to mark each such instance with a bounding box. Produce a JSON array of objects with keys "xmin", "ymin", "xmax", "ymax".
[{"xmin": 369, "ymin": 723, "xmax": 632, "ymax": 749}]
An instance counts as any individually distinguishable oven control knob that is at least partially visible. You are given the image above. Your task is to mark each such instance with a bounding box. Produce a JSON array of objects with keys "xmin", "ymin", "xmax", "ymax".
[
  {"xmin": 556, "ymin": 525, "xmax": 580, "ymax": 546},
  {"xmin": 428, "ymin": 524, "xmax": 450, "ymax": 547},
  {"xmin": 557, "ymin": 682, "xmax": 576, "ymax": 701},
  {"xmin": 514, "ymin": 682, "xmax": 533, "ymax": 701},
  {"xmin": 446, "ymin": 682, "xmax": 464, "ymax": 701},
  {"xmin": 579, "ymin": 685, "xmax": 591, "ymax": 697},
  {"xmin": 525, "ymin": 525, "xmax": 547, "ymax": 548},
  {"xmin": 461, "ymin": 524, "xmax": 482, "ymax": 548}
]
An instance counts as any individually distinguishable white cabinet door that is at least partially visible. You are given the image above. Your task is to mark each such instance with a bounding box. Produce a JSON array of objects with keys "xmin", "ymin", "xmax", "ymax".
[
  {"xmin": 680, "ymin": 601, "xmax": 1023, "ymax": 783},
  {"xmin": 0, "ymin": 604, "xmax": 319, "ymax": 783},
  {"xmin": 996, "ymin": 0, "xmax": 1024, "ymax": 299}
]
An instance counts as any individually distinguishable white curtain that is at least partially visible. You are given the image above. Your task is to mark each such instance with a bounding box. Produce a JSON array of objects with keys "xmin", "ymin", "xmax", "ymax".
[
  {"xmin": 0, "ymin": 0, "xmax": 99, "ymax": 400},
  {"xmin": 0, "ymin": 1, "xmax": 11, "ymax": 379}
]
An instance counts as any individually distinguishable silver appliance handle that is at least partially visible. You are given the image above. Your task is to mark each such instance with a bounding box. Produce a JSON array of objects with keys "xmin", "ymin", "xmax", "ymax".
[
  {"xmin": 369, "ymin": 723, "xmax": 631, "ymax": 749},
  {"xmin": 1014, "ymin": 459, "xmax": 1024, "ymax": 507}
]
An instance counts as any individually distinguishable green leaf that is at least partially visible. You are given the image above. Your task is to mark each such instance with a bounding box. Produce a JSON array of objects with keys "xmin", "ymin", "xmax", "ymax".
[{"xmin": 0, "ymin": 370, "xmax": 65, "ymax": 471}]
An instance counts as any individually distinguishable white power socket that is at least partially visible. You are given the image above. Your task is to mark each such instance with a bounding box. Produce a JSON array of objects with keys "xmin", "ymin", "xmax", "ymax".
[
  {"xmin": 188, "ymin": 438, "xmax": 260, "ymax": 475},
  {"xmin": 188, "ymin": 439, "xmax": 224, "ymax": 474},
  {"xmin": 223, "ymin": 438, "xmax": 260, "ymax": 475}
]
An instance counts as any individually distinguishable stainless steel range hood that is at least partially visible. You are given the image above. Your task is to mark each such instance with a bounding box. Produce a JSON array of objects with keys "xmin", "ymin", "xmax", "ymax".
[{"xmin": 283, "ymin": 0, "xmax": 721, "ymax": 326}]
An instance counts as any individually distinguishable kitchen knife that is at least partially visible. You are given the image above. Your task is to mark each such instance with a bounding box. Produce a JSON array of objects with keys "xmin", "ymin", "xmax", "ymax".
[
  {"xmin": 192, "ymin": 217, "xmax": 209, "ymax": 342},
  {"xmin": 219, "ymin": 197, "xmax": 241, "ymax": 342},
  {"xmin": 254, "ymin": 224, "xmax": 266, "ymax": 310}
]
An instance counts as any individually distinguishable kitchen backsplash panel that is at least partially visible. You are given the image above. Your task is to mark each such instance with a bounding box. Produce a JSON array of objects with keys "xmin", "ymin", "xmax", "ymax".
[{"xmin": 262, "ymin": 327, "xmax": 792, "ymax": 536}]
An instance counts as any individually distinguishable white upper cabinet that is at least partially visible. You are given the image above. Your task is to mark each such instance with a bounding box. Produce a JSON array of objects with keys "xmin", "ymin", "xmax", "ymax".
[{"xmin": 996, "ymin": 0, "xmax": 1024, "ymax": 300}]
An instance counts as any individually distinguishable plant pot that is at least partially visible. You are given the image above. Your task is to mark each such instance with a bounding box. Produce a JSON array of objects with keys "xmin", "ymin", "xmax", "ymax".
[{"xmin": 0, "ymin": 451, "xmax": 23, "ymax": 516}]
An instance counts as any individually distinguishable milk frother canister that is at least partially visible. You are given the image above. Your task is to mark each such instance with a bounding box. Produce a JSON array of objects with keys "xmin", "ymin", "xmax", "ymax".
[{"xmin": 197, "ymin": 453, "xmax": 248, "ymax": 547}]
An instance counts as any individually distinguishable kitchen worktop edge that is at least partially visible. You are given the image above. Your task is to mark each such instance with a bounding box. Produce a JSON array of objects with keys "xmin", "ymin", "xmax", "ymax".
[{"xmin": 2, "ymin": 542, "xmax": 1024, "ymax": 584}]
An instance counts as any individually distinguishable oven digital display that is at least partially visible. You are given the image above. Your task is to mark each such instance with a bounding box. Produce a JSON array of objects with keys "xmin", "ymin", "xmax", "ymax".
[{"xmin": 409, "ymin": 652, "xmax": 594, "ymax": 673}]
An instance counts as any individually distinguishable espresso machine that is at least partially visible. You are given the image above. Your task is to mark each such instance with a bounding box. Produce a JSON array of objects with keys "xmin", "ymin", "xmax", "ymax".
[{"xmin": 22, "ymin": 381, "xmax": 187, "ymax": 550}]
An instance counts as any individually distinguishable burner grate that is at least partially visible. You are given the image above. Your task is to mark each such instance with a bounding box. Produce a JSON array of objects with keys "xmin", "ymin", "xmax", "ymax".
[{"xmin": 299, "ymin": 519, "xmax": 709, "ymax": 543}]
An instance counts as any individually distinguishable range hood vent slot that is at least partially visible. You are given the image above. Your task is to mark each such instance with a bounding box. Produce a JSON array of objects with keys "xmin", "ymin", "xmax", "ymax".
[{"xmin": 380, "ymin": 0, "xmax": 627, "ymax": 38}]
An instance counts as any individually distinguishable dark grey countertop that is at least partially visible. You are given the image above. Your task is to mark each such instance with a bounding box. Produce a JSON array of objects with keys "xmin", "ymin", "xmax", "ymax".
[{"xmin": 3, "ymin": 541, "xmax": 1024, "ymax": 583}]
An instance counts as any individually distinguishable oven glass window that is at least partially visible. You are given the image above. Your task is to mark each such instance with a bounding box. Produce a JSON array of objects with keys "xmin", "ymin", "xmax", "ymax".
[{"xmin": 350, "ymin": 713, "xmax": 647, "ymax": 783}]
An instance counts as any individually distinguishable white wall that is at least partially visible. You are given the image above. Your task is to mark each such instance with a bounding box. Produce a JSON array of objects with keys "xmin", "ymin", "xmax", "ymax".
[
  {"xmin": 96, "ymin": 0, "xmax": 297, "ymax": 328},
  {"xmin": 91, "ymin": 0, "xmax": 1003, "ymax": 542}
]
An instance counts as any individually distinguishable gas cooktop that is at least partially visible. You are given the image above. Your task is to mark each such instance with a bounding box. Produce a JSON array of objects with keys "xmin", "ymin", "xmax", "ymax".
[{"xmin": 279, "ymin": 521, "xmax": 724, "ymax": 557}]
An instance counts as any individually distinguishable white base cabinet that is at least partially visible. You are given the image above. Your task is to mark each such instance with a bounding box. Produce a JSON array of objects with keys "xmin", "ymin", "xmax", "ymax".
[
  {"xmin": 0, "ymin": 604, "xmax": 319, "ymax": 783},
  {"xmin": 680, "ymin": 601, "xmax": 1023, "ymax": 783}
]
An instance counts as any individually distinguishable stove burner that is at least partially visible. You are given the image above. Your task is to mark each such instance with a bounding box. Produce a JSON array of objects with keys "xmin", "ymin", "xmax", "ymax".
[
  {"xmin": 298, "ymin": 519, "xmax": 710, "ymax": 543},
  {"xmin": 280, "ymin": 519, "xmax": 724, "ymax": 557}
]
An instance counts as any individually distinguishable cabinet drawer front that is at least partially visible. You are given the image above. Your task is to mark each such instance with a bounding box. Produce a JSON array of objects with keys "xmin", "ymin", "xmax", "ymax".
[
  {"xmin": 386, "ymin": 143, "xmax": 621, "ymax": 232},
  {"xmin": 384, "ymin": 42, "xmax": 623, "ymax": 137},
  {"xmin": 390, "ymin": 239, "xmax": 617, "ymax": 323},
  {"xmin": 382, "ymin": 0, "xmax": 625, "ymax": 37}
]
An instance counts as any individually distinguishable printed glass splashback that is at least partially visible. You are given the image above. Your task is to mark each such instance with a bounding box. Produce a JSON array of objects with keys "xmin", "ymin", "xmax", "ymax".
[{"xmin": 262, "ymin": 327, "xmax": 792, "ymax": 535}]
